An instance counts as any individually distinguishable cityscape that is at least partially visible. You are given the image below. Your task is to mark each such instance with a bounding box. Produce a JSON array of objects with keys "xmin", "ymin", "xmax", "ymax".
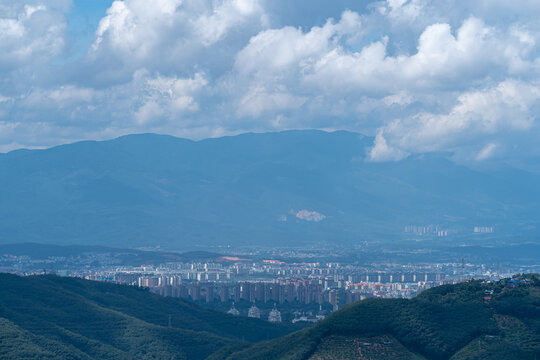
[
  {"xmin": 1, "ymin": 0, "xmax": 539, "ymax": 358},
  {"xmin": 2, "ymin": 243, "xmax": 533, "ymax": 324}
]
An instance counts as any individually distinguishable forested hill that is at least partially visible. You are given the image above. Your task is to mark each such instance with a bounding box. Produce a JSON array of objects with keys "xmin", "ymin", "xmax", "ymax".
[
  {"xmin": 2, "ymin": 130, "xmax": 540, "ymax": 248},
  {"xmin": 217, "ymin": 274, "xmax": 540, "ymax": 360},
  {"xmin": 0, "ymin": 274, "xmax": 538, "ymax": 359},
  {"xmin": 0, "ymin": 273, "xmax": 298, "ymax": 360}
]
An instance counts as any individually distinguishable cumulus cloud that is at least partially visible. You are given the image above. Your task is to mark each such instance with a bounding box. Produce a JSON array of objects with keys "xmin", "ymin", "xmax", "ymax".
[
  {"xmin": 134, "ymin": 71, "xmax": 208, "ymax": 124},
  {"xmin": 0, "ymin": 70, "xmax": 210, "ymax": 150},
  {"xmin": 369, "ymin": 80, "xmax": 540, "ymax": 161},
  {"xmin": 299, "ymin": 17, "xmax": 520, "ymax": 94},
  {"xmin": 231, "ymin": 9, "xmax": 540, "ymax": 163},
  {"xmin": 0, "ymin": 1, "xmax": 68, "ymax": 70},
  {"xmin": 230, "ymin": 10, "xmax": 364, "ymax": 119},
  {"xmin": 369, "ymin": 131, "xmax": 409, "ymax": 162},
  {"xmin": 2, "ymin": 0, "xmax": 540, "ymax": 168},
  {"xmin": 92, "ymin": 0, "xmax": 182, "ymax": 57},
  {"xmin": 237, "ymin": 86, "xmax": 306, "ymax": 118},
  {"xmin": 88, "ymin": 0, "xmax": 266, "ymax": 84},
  {"xmin": 230, "ymin": 11, "xmax": 537, "ymax": 125},
  {"xmin": 383, "ymin": 91, "xmax": 413, "ymax": 106},
  {"xmin": 235, "ymin": 11, "xmax": 362, "ymax": 77},
  {"xmin": 193, "ymin": 0, "xmax": 266, "ymax": 46}
]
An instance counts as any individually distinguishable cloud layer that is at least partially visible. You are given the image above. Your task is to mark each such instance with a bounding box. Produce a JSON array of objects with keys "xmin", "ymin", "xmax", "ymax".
[{"xmin": 1, "ymin": 0, "xmax": 540, "ymax": 167}]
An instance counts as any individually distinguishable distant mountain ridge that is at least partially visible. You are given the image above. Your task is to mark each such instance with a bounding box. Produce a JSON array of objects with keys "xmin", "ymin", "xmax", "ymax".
[
  {"xmin": 0, "ymin": 242, "xmax": 223, "ymax": 267},
  {"xmin": 1, "ymin": 130, "xmax": 539, "ymax": 248}
]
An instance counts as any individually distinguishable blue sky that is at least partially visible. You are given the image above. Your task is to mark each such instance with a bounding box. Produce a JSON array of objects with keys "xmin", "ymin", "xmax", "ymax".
[
  {"xmin": 1, "ymin": 0, "xmax": 540, "ymax": 167},
  {"xmin": 65, "ymin": 1, "xmax": 112, "ymax": 57}
]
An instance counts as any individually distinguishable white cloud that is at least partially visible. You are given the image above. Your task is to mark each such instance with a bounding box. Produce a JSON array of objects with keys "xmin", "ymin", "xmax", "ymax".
[
  {"xmin": 0, "ymin": 95, "xmax": 12, "ymax": 103},
  {"xmin": 369, "ymin": 131, "xmax": 408, "ymax": 161},
  {"xmin": 232, "ymin": 7, "xmax": 539, "ymax": 106},
  {"xmin": 296, "ymin": 209, "xmax": 326, "ymax": 222},
  {"xmin": 134, "ymin": 72, "xmax": 208, "ymax": 124},
  {"xmin": 230, "ymin": 12, "xmax": 536, "ymax": 130},
  {"xmin": 47, "ymin": 86, "xmax": 96, "ymax": 106},
  {"xmin": 2, "ymin": 0, "xmax": 540, "ymax": 166},
  {"xmin": 382, "ymin": 0, "xmax": 424, "ymax": 24},
  {"xmin": 235, "ymin": 10, "xmax": 362, "ymax": 78},
  {"xmin": 92, "ymin": 0, "xmax": 182, "ymax": 57},
  {"xmin": 0, "ymin": 2, "xmax": 67, "ymax": 69},
  {"xmin": 382, "ymin": 91, "xmax": 413, "ymax": 106},
  {"xmin": 21, "ymin": 86, "xmax": 98, "ymax": 112},
  {"xmin": 231, "ymin": 10, "xmax": 363, "ymax": 119},
  {"xmin": 237, "ymin": 86, "xmax": 306, "ymax": 118},
  {"xmin": 301, "ymin": 17, "xmax": 512, "ymax": 94},
  {"xmin": 89, "ymin": 0, "xmax": 266, "ymax": 83},
  {"xmin": 476, "ymin": 143, "xmax": 498, "ymax": 161},
  {"xmin": 194, "ymin": 0, "xmax": 266, "ymax": 46},
  {"xmin": 369, "ymin": 80, "xmax": 540, "ymax": 161},
  {"xmin": 230, "ymin": 10, "xmax": 540, "ymax": 164},
  {"xmin": 2, "ymin": 71, "xmax": 208, "ymax": 144}
]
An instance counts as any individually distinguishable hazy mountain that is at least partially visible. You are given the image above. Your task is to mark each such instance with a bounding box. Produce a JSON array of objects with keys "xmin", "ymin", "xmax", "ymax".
[
  {"xmin": 1, "ymin": 130, "xmax": 539, "ymax": 249},
  {"xmin": 0, "ymin": 243, "xmax": 223, "ymax": 267},
  {"xmin": 0, "ymin": 274, "xmax": 298, "ymax": 360},
  {"xmin": 217, "ymin": 275, "xmax": 540, "ymax": 360}
]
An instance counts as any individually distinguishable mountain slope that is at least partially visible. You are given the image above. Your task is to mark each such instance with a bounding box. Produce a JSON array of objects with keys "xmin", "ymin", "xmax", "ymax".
[
  {"xmin": 1, "ymin": 130, "xmax": 539, "ymax": 248},
  {"xmin": 0, "ymin": 274, "xmax": 298, "ymax": 359},
  {"xmin": 216, "ymin": 275, "xmax": 540, "ymax": 360}
]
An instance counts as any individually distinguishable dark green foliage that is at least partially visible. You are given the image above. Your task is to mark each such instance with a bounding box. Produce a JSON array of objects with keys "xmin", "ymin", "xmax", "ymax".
[
  {"xmin": 309, "ymin": 335, "xmax": 425, "ymax": 360},
  {"xmin": 0, "ymin": 274, "xmax": 298, "ymax": 359},
  {"xmin": 222, "ymin": 276, "xmax": 540, "ymax": 360},
  {"xmin": 205, "ymin": 343, "xmax": 252, "ymax": 360},
  {"xmin": 450, "ymin": 336, "xmax": 532, "ymax": 360},
  {"xmin": 2, "ymin": 274, "xmax": 538, "ymax": 359}
]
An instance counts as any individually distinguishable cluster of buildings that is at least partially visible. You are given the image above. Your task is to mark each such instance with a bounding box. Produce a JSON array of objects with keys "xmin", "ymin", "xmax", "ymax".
[
  {"xmin": 4, "ymin": 247, "xmax": 527, "ymax": 323},
  {"xmin": 139, "ymin": 276, "xmax": 434, "ymax": 310},
  {"xmin": 75, "ymin": 261, "xmax": 474, "ymax": 321},
  {"xmin": 474, "ymin": 226, "xmax": 494, "ymax": 233},
  {"xmin": 404, "ymin": 224, "xmax": 496, "ymax": 236},
  {"xmin": 227, "ymin": 302, "xmax": 283, "ymax": 322}
]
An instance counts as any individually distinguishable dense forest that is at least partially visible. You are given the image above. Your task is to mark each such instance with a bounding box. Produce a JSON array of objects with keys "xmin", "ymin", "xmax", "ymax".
[{"xmin": 0, "ymin": 274, "xmax": 298, "ymax": 359}]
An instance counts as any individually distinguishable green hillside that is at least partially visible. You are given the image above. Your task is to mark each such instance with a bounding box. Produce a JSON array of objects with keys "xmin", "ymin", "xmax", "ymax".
[
  {"xmin": 0, "ymin": 273, "xmax": 298, "ymax": 359},
  {"xmin": 217, "ymin": 275, "xmax": 540, "ymax": 360},
  {"xmin": 1, "ymin": 274, "xmax": 538, "ymax": 359}
]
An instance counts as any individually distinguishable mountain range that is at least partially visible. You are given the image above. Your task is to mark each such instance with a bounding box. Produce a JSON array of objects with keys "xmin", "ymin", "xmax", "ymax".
[{"xmin": 1, "ymin": 130, "xmax": 539, "ymax": 249}]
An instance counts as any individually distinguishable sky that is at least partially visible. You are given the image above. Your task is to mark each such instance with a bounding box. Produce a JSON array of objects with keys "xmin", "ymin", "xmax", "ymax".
[{"xmin": 1, "ymin": 0, "xmax": 540, "ymax": 167}]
